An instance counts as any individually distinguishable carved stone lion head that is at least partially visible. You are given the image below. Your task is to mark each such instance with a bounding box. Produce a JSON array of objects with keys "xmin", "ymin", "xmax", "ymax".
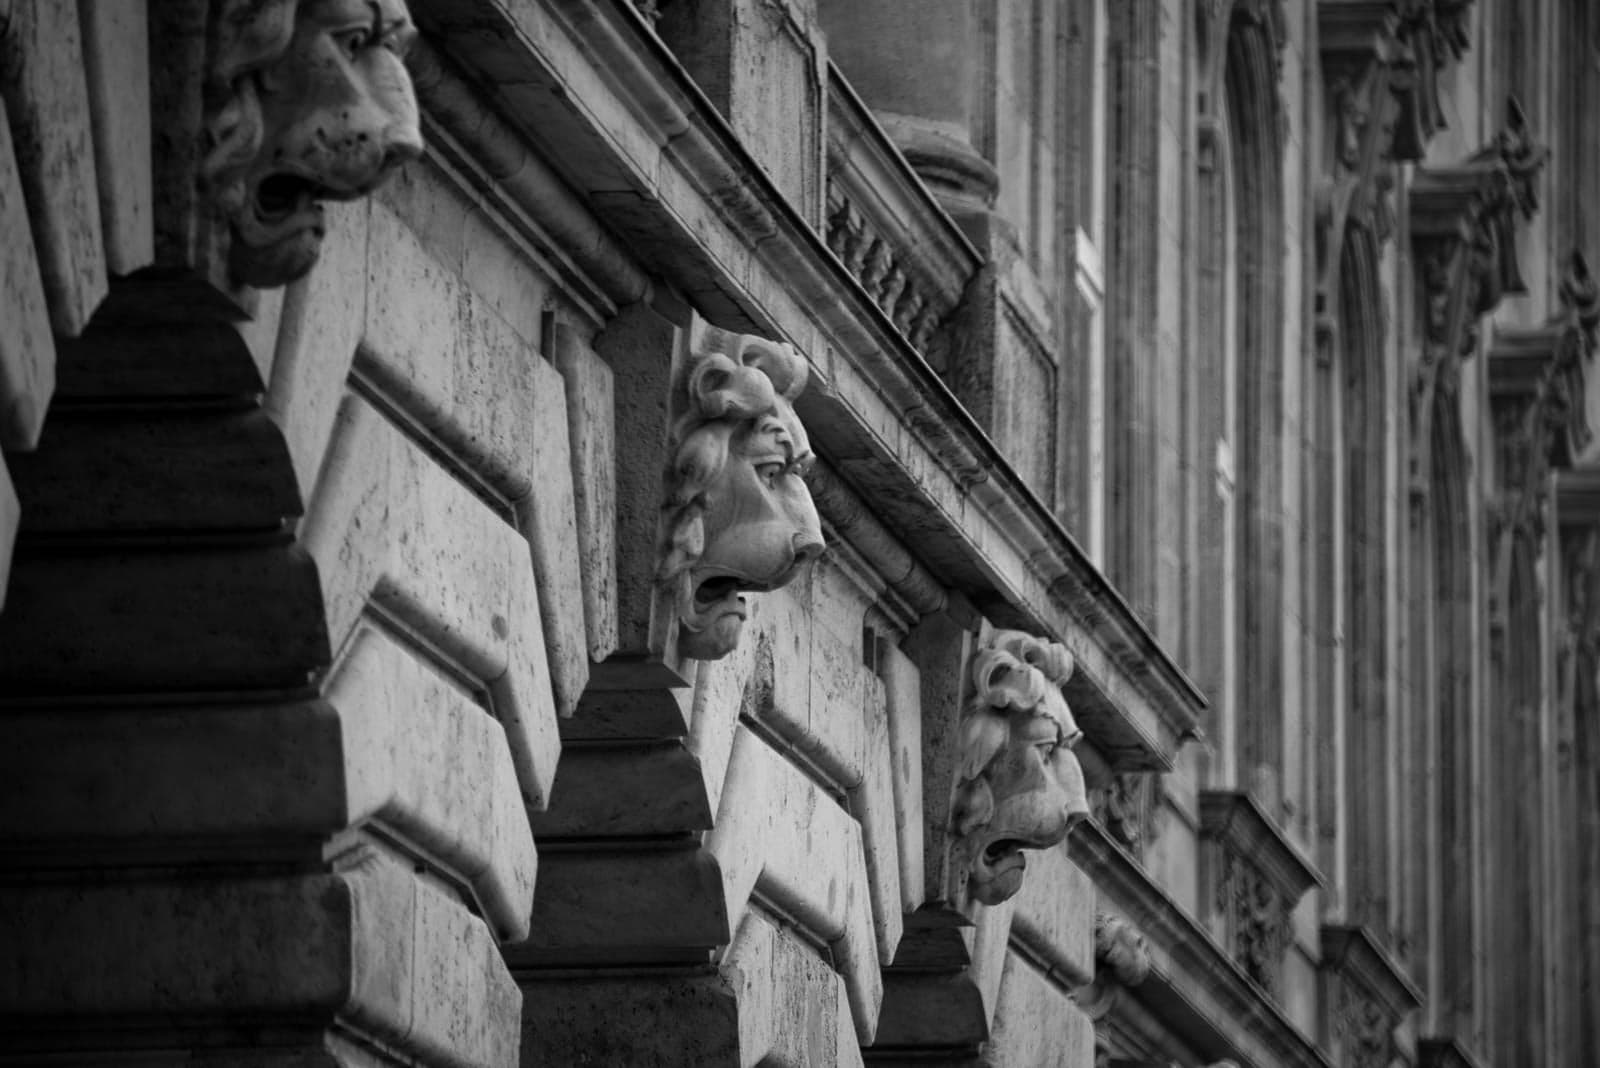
[
  {"xmin": 950, "ymin": 630, "xmax": 1090, "ymax": 905},
  {"xmin": 659, "ymin": 318, "xmax": 827, "ymax": 660},
  {"xmin": 204, "ymin": 0, "xmax": 424, "ymax": 286}
]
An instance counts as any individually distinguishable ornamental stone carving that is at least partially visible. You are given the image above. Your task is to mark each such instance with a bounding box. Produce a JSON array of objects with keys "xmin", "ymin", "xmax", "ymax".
[
  {"xmin": 949, "ymin": 630, "xmax": 1091, "ymax": 905},
  {"xmin": 658, "ymin": 317, "xmax": 826, "ymax": 660},
  {"xmin": 203, "ymin": 0, "xmax": 424, "ymax": 286}
]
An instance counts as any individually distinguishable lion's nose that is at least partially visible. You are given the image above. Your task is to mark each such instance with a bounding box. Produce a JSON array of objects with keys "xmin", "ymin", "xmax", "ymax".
[{"xmin": 791, "ymin": 529, "xmax": 826, "ymax": 567}]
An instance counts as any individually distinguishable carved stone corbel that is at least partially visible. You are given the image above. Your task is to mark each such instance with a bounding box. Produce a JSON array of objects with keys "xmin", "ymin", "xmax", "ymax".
[
  {"xmin": 1314, "ymin": 2, "xmax": 1407, "ymax": 347},
  {"xmin": 948, "ymin": 630, "xmax": 1091, "ymax": 906},
  {"xmin": 1485, "ymin": 251, "xmax": 1599, "ymax": 630},
  {"xmin": 1320, "ymin": 925, "xmax": 1423, "ymax": 1068},
  {"xmin": 1408, "ymin": 96, "xmax": 1548, "ymax": 496},
  {"xmin": 658, "ymin": 316, "xmax": 826, "ymax": 660},
  {"xmin": 201, "ymin": 0, "xmax": 424, "ymax": 287},
  {"xmin": 1389, "ymin": 0, "xmax": 1475, "ymax": 160}
]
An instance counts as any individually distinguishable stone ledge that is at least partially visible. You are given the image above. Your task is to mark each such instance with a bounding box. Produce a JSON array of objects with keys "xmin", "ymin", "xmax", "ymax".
[
  {"xmin": 408, "ymin": 0, "xmax": 1204, "ymax": 773},
  {"xmin": 1070, "ymin": 819, "xmax": 1332, "ymax": 1068}
]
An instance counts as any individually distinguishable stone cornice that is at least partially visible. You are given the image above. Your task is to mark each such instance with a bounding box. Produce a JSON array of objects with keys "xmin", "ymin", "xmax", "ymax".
[
  {"xmin": 1199, "ymin": 790, "xmax": 1323, "ymax": 902},
  {"xmin": 410, "ymin": 0, "xmax": 1206, "ymax": 770},
  {"xmin": 1319, "ymin": 924, "xmax": 1423, "ymax": 1019},
  {"xmin": 1071, "ymin": 820, "xmax": 1333, "ymax": 1068}
]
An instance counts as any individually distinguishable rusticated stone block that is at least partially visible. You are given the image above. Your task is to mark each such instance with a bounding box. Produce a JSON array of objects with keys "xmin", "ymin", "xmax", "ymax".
[
  {"xmin": 528, "ymin": 740, "xmax": 714, "ymax": 838},
  {"xmin": 303, "ymin": 393, "xmax": 559, "ymax": 810},
  {"xmin": 326, "ymin": 625, "xmax": 538, "ymax": 943}
]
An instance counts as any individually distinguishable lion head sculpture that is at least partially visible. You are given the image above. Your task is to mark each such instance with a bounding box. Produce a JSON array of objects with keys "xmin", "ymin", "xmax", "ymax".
[
  {"xmin": 658, "ymin": 317, "xmax": 827, "ymax": 660},
  {"xmin": 204, "ymin": 0, "xmax": 424, "ymax": 287},
  {"xmin": 950, "ymin": 630, "xmax": 1091, "ymax": 905}
]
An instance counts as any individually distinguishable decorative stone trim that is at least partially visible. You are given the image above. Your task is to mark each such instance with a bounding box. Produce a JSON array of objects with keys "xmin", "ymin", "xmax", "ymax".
[
  {"xmin": 202, "ymin": 0, "xmax": 423, "ymax": 287},
  {"xmin": 1408, "ymin": 95, "xmax": 1548, "ymax": 494},
  {"xmin": 1320, "ymin": 925, "xmax": 1424, "ymax": 1068},
  {"xmin": 1090, "ymin": 772, "xmax": 1160, "ymax": 859},
  {"xmin": 1390, "ymin": 0, "xmax": 1476, "ymax": 160},
  {"xmin": 824, "ymin": 72, "xmax": 981, "ymax": 367},
  {"xmin": 1199, "ymin": 790, "xmax": 1323, "ymax": 996},
  {"xmin": 1484, "ymin": 253, "xmax": 1599, "ymax": 628},
  {"xmin": 949, "ymin": 630, "xmax": 1091, "ymax": 906}
]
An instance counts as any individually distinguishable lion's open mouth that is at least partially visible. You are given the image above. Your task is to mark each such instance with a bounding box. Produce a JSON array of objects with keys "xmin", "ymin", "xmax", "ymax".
[
  {"xmin": 253, "ymin": 171, "xmax": 367, "ymax": 223},
  {"xmin": 693, "ymin": 575, "xmax": 752, "ymax": 607},
  {"xmin": 983, "ymin": 838, "xmax": 1025, "ymax": 865}
]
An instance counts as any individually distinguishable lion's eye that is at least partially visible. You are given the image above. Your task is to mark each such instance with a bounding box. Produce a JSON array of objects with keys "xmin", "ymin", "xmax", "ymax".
[
  {"xmin": 339, "ymin": 29, "xmax": 370, "ymax": 57},
  {"xmin": 1036, "ymin": 739, "xmax": 1059, "ymax": 761},
  {"xmin": 755, "ymin": 461, "xmax": 785, "ymax": 485}
]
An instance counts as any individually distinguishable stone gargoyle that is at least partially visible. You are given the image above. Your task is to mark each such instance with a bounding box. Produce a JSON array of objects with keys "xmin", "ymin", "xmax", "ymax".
[
  {"xmin": 657, "ymin": 317, "xmax": 827, "ymax": 660},
  {"xmin": 950, "ymin": 630, "xmax": 1091, "ymax": 905},
  {"xmin": 203, "ymin": 0, "xmax": 425, "ymax": 286}
]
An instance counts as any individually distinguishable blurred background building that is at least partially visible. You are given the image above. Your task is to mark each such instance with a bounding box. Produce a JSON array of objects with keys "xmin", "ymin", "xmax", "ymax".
[{"xmin": 1, "ymin": 1, "xmax": 1596, "ymax": 1065}]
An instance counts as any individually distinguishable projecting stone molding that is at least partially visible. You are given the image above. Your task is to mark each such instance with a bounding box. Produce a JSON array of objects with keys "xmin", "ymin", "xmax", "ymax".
[
  {"xmin": 1199, "ymin": 790, "xmax": 1322, "ymax": 997},
  {"xmin": 950, "ymin": 630, "xmax": 1091, "ymax": 906},
  {"xmin": 202, "ymin": 0, "xmax": 423, "ymax": 286},
  {"xmin": 660, "ymin": 314, "xmax": 826, "ymax": 661}
]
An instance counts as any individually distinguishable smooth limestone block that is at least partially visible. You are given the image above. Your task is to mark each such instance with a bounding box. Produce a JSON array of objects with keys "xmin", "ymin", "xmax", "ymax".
[
  {"xmin": 0, "ymin": 93, "xmax": 53, "ymax": 450},
  {"xmin": 267, "ymin": 198, "xmax": 369, "ymax": 496},
  {"xmin": 77, "ymin": 0, "xmax": 153, "ymax": 274},
  {"xmin": 552, "ymin": 319, "xmax": 618, "ymax": 662},
  {"xmin": 0, "ymin": 0, "xmax": 107, "ymax": 336},
  {"xmin": 1009, "ymin": 845, "xmax": 1095, "ymax": 989},
  {"xmin": 302, "ymin": 393, "xmax": 559, "ymax": 809}
]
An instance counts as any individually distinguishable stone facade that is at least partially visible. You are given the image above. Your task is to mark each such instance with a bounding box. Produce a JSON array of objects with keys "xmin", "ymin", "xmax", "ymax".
[{"xmin": 1, "ymin": 2, "xmax": 1595, "ymax": 1066}]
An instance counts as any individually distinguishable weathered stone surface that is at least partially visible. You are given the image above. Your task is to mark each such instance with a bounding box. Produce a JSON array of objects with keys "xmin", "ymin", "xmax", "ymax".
[
  {"xmin": 1009, "ymin": 846, "xmax": 1095, "ymax": 989},
  {"xmin": 77, "ymin": 0, "xmax": 152, "ymax": 275},
  {"xmin": 0, "ymin": 545, "xmax": 328, "ymax": 695},
  {"xmin": 7, "ymin": 407, "xmax": 301, "ymax": 533},
  {"xmin": 303, "ymin": 393, "xmax": 559, "ymax": 809},
  {"xmin": 982, "ymin": 953, "xmax": 1096, "ymax": 1068},
  {"xmin": 266, "ymin": 199, "xmax": 369, "ymax": 495},
  {"xmin": 709, "ymin": 725, "xmax": 882, "ymax": 1042},
  {"xmin": 728, "ymin": 910, "xmax": 867, "ymax": 1068},
  {"xmin": 881, "ymin": 642, "xmax": 927, "ymax": 915},
  {"xmin": 519, "ymin": 971, "xmax": 742, "ymax": 1067},
  {"xmin": 0, "ymin": 92, "xmax": 53, "ymax": 450},
  {"xmin": 326, "ymin": 625, "xmax": 538, "ymax": 942},
  {"xmin": 528, "ymin": 740, "xmax": 713, "ymax": 837},
  {"xmin": 551, "ymin": 318, "xmax": 618, "ymax": 662},
  {"xmin": 515, "ymin": 845, "xmax": 728, "ymax": 960},
  {"xmin": 0, "ymin": 850, "xmax": 518, "ymax": 1066},
  {"xmin": 0, "ymin": 699, "xmax": 345, "ymax": 852},
  {"xmin": 0, "ymin": 0, "xmax": 107, "ymax": 336}
]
